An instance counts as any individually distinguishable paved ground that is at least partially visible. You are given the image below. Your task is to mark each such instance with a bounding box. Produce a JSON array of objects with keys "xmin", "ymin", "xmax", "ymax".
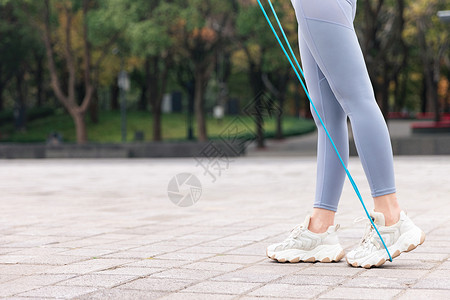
[{"xmin": 0, "ymin": 156, "xmax": 449, "ymax": 299}]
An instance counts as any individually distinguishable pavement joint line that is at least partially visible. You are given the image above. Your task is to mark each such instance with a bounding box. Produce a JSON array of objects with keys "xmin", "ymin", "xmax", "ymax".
[
  {"xmin": 136, "ymin": 219, "xmax": 285, "ymax": 262},
  {"xmin": 160, "ymin": 259, "xmax": 307, "ymax": 299},
  {"xmin": 312, "ymin": 268, "xmax": 368, "ymax": 299},
  {"xmin": 392, "ymin": 254, "xmax": 450, "ymax": 299},
  {"xmin": 105, "ymin": 256, "xmax": 267, "ymax": 298},
  {"xmin": 0, "ymin": 217, "xmax": 435, "ymax": 298},
  {"xmin": 1, "ymin": 157, "xmax": 448, "ymax": 298},
  {"xmin": 213, "ymin": 209, "xmax": 447, "ymax": 299},
  {"xmin": 132, "ymin": 227, "xmax": 288, "ymax": 298},
  {"xmin": 5, "ymin": 274, "xmax": 84, "ymax": 298},
  {"xmin": 230, "ymin": 261, "xmax": 323, "ymax": 299}
]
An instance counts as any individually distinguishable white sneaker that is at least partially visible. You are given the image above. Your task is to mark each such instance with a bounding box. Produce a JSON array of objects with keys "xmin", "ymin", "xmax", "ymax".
[
  {"xmin": 346, "ymin": 210, "xmax": 426, "ymax": 268},
  {"xmin": 266, "ymin": 215, "xmax": 345, "ymax": 263}
]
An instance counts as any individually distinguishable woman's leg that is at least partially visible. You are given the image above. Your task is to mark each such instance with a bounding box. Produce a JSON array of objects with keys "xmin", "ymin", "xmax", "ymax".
[
  {"xmin": 290, "ymin": 0, "xmax": 425, "ymax": 268},
  {"xmin": 298, "ymin": 33, "xmax": 349, "ymax": 232},
  {"xmin": 291, "ymin": 0, "xmax": 396, "ymax": 199}
]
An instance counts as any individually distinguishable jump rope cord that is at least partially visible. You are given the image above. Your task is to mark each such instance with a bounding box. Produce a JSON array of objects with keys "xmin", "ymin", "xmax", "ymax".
[{"xmin": 257, "ymin": 0, "xmax": 392, "ymax": 262}]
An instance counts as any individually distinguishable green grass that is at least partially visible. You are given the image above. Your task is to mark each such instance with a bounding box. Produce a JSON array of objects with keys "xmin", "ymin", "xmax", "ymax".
[{"xmin": 0, "ymin": 111, "xmax": 316, "ymax": 143}]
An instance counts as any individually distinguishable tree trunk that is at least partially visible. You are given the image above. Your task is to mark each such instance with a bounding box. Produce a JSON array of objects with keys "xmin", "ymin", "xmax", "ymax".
[
  {"xmin": 15, "ymin": 71, "xmax": 26, "ymax": 130},
  {"xmin": 0, "ymin": 63, "xmax": 8, "ymax": 111},
  {"xmin": 427, "ymin": 72, "xmax": 440, "ymax": 122},
  {"xmin": 0, "ymin": 81, "xmax": 4, "ymax": 112},
  {"xmin": 89, "ymin": 88, "xmax": 99, "ymax": 124},
  {"xmin": 148, "ymin": 56, "xmax": 169, "ymax": 141},
  {"xmin": 421, "ymin": 76, "xmax": 427, "ymax": 114},
  {"xmin": 275, "ymin": 69, "xmax": 289, "ymax": 140},
  {"xmin": 249, "ymin": 62, "xmax": 265, "ymax": 149},
  {"xmin": 153, "ymin": 101, "xmax": 162, "ymax": 141},
  {"xmin": 424, "ymin": 63, "xmax": 439, "ymax": 121},
  {"xmin": 138, "ymin": 58, "xmax": 150, "ymax": 111},
  {"xmin": 72, "ymin": 111, "xmax": 87, "ymax": 143},
  {"xmin": 35, "ymin": 53, "xmax": 44, "ymax": 107},
  {"xmin": 194, "ymin": 66, "xmax": 208, "ymax": 141},
  {"xmin": 111, "ymin": 78, "xmax": 119, "ymax": 110}
]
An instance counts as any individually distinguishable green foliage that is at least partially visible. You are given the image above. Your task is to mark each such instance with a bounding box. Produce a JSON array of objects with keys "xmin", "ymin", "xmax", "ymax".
[
  {"xmin": 1, "ymin": 0, "xmax": 449, "ymax": 142},
  {"xmin": 235, "ymin": 0, "xmax": 292, "ymax": 72},
  {"xmin": 0, "ymin": 112, "xmax": 315, "ymax": 143},
  {"xmin": 0, "ymin": 107, "xmax": 55, "ymax": 126}
]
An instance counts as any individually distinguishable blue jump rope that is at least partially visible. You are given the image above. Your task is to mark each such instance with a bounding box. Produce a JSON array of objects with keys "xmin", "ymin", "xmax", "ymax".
[{"xmin": 257, "ymin": 0, "xmax": 392, "ymax": 262}]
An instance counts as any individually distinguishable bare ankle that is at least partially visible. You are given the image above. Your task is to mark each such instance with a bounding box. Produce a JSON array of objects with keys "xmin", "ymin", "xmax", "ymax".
[
  {"xmin": 374, "ymin": 193, "xmax": 401, "ymax": 226},
  {"xmin": 376, "ymin": 208, "xmax": 401, "ymax": 226},
  {"xmin": 309, "ymin": 208, "xmax": 335, "ymax": 233}
]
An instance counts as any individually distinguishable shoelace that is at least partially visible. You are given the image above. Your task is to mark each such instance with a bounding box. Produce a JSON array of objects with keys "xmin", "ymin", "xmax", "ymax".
[
  {"xmin": 354, "ymin": 217, "xmax": 380, "ymax": 249},
  {"xmin": 280, "ymin": 224, "xmax": 306, "ymax": 248},
  {"xmin": 289, "ymin": 223, "xmax": 306, "ymax": 238}
]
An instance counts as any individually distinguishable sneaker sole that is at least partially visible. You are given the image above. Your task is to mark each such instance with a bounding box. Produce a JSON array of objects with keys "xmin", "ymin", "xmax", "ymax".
[
  {"xmin": 266, "ymin": 245, "xmax": 345, "ymax": 263},
  {"xmin": 346, "ymin": 229, "xmax": 426, "ymax": 269}
]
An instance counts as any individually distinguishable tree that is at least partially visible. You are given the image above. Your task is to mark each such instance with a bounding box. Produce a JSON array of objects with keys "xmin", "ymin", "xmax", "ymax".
[
  {"xmin": 41, "ymin": 0, "xmax": 120, "ymax": 143},
  {"xmin": 357, "ymin": 0, "xmax": 408, "ymax": 121},
  {"xmin": 0, "ymin": 0, "xmax": 45, "ymax": 131},
  {"xmin": 173, "ymin": 0, "xmax": 235, "ymax": 142},
  {"xmin": 98, "ymin": 0, "xmax": 180, "ymax": 141},
  {"xmin": 405, "ymin": 0, "xmax": 449, "ymax": 122},
  {"xmin": 127, "ymin": 1, "xmax": 175, "ymax": 141},
  {"xmin": 232, "ymin": 0, "xmax": 292, "ymax": 147}
]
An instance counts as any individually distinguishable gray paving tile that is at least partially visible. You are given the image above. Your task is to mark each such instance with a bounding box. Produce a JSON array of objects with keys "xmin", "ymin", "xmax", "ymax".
[
  {"xmin": 398, "ymin": 289, "xmax": 450, "ymax": 299},
  {"xmin": 149, "ymin": 268, "xmax": 223, "ymax": 280},
  {"xmin": 17, "ymin": 285, "xmax": 98, "ymax": 298},
  {"xmin": 0, "ymin": 283, "xmax": 41, "ymax": 297},
  {"xmin": 248, "ymin": 283, "xmax": 328, "ymax": 298},
  {"xmin": 181, "ymin": 280, "xmax": 260, "ymax": 294},
  {"xmin": 180, "ymin": 261, "xmax": 244, "ymax": 272},
  {"xmin": 78, "ymin": 288, "xmax": 167, "ymax": 299},
  {"xmin": 56, "ymin": 274, "xmax": 137, "ymax": 288},
  {"xmin": 413, "ymin": 277, "xmax": 450, "ymax": 289},
  {"xmin": 211, "ymin": 265, "xmax": 295, "ymax": 283},
  {"xmin": 319, "ymin": 287, "xmax": 402, "ymax": 299},
  {"xmin": 359, "ymin": 268, "xmax": 428, "ymax": 278},
  {"xmin": 294, "ymin": 265, "xmax": 362, "ymax": 276},
  {"xmin": 118, "ymin": 277, "xmax": 195, "ymax": 292},
  {"xmin": 159, "ymin": 292, "xmax": 235, "ymax": 300},
  {"xmin": 205, "ymin": 254, "xmax": 264, "ymax": 264},
  {"xmin": 154, "ymin": 252, "xmax": 215, "ymax": 261},
  {"xmin": 43, "ymin": 258, "xmax": 136, "ymax": 274},
  {"xmin": 436, "ymin": 261, "xmax": 450, "ymax": 270},
  {"xmin": 276, "ymin": 274, "xmax": 348, "ymax": 286},
  {"xmin": 1, "ymin": 157, "xmax": 449, "ymax": 299},
  {"xmin": 57, "ymin": 248, "xmax": 117, "ymax": 257},
  {"xmin": 20, "ymin": 254, "xmax": 90, "ymax": 265},
  {"xmin": 421, "ymin": 269, "xmax": 450, "ymax": 279},
  {"xmin": 239, "ymin": 297, "xmax": 293, "ymax": 300},
  {"xmin": 0, "ymin": 274, "xmax": 20, "ymax": 284},
  {"xmin": 395, "ymin": 252, "xmax": 448, "ymax": 262},
  {"xmin": 381, "ymin": 259, "xmax": 439, "ymax": 270},
  {"xmin": 343, "ymin": 276, "xmax": 416, "ymax": 289},
  {"xmin": 123, "ymin": 258, "xmax": 190, "ymax": 268},
  {"xmin": 7, "ymin": 274, "xmax": 75, "ymax": 286},
  {"xmin": 95, "ymin": 266, "xmax": 163, "ymax": 276}
]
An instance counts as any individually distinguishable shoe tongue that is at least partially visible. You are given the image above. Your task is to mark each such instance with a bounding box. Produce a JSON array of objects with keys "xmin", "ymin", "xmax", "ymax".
[
  {"xmin": 302, "ymin": 215, "xmax": 312, "ymax": 228},
  {"xmin": 370, "ymin": 211, "xmax": 386, "ymax": 226}
]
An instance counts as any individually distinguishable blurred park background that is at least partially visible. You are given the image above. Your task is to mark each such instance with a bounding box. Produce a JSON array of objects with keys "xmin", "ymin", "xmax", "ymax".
[{"xmin": 0, "ymin": 0, "xmax": 448, "ymax": 150}]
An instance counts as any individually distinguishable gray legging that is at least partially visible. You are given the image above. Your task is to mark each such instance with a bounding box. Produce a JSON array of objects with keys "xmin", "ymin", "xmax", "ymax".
[{"xmin": 290, "ymin": 0, "xmax": 396, "ymax": 211}]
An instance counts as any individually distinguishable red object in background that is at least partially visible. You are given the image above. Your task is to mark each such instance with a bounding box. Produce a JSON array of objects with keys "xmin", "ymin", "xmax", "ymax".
[{"xmin": 415, "ymin": 113, "xmax": 450, "ymax": 120}]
